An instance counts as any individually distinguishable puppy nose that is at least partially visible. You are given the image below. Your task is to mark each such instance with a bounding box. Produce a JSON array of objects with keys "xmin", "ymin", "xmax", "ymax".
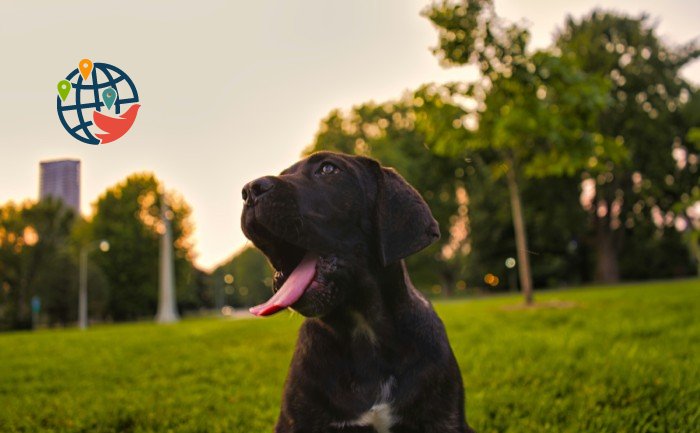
[{"xmin": 242, "ymin": 176, "xmax": 276, "ymax": 206}]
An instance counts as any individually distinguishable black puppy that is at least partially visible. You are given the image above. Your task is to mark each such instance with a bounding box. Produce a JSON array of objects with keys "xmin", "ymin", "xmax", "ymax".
[{"xmin": 241, "ymin": 151, "xmax": 474, "ymax": 433}]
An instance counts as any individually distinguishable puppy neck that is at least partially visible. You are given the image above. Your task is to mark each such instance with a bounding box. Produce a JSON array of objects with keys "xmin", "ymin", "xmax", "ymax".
[
  {"xmin": 349, "ymin": 310, "xmax": 379, "ymax": 345},
  {"xmin": 320, "ymin": 260, "xmax": 417, "ymax": 345},
  {"xmin": 377, "ymin": 260, "xmax": 417, "ymax": 304}
]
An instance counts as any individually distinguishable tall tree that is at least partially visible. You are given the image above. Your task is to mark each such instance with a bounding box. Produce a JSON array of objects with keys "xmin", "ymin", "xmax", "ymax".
[
  {"xmin": 424, "ymin": 0, "xmax": 622, "ymax": 302},
  {"xmin": 22, "ymin": 198, "xmax": 79, "ymax": 326},
  {"xmin": 305, "ymin": 86, "xmax": 471, "ymax": 295},
  {"xmin": 556, "ymin": 10, "xmax": 699, "ymax": 282},
  {"xmin": 0, "ymin": 201, "xmax": 33, "ymax": 329},
  {"xmin": 90, "ymin": 173, "xmax": 199, "ymax": 320},
  {"xmin": 0, "ymin": 198, "xmax": 79, "ymax": 329},
  {"xmin": 673, "ymin": 92, "xmax": 700, "ymax": 275}
]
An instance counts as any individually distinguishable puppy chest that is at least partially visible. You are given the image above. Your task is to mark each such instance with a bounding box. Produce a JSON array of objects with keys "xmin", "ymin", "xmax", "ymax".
[{"xmin": 330, "ymin": 378, "xmax": 397, "ymax": 433}]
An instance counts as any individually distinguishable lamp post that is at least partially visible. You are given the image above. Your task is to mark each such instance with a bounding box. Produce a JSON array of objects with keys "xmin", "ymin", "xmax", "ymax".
[
  {"xmin": 79, "ymin": 240, "xmax": 109, "ymax": 329},
  {"xmin": 155, "ymin": 194, "xmax": 179, "ymax": 323}
]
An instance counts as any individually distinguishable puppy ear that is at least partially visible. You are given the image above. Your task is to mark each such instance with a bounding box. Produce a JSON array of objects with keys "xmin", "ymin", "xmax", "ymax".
[{"xmin": 374, "ymin": 165, "xmax": 440, "ymax": 266}]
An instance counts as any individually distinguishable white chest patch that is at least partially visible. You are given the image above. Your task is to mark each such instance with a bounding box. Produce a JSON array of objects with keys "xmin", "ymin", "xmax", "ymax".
[
  {"xmin": 330, "ymin": 378, "xmax": 397, "ymax": 433},
  {"xmin": 330, "ymin": 403, "xmax": 395, "ymax": 433}
]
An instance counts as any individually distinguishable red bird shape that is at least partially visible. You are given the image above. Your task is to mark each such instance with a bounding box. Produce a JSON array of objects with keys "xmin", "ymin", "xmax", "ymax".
[{"xmin": 92, "ymin": 104, "xmax": 141, "ymax": 144}]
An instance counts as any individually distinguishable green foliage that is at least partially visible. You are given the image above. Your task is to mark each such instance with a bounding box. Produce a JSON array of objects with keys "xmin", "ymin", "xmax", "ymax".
[
  {"xmin": 21, "ymin": 199, "xmax": 80, "ymax": 326},
  {"xmin": 465, "ymin": 172, "xmax": 591, "ymax": 289},
  {"xmin": 0, "ymin": 279, "xmax": 698, "ymax": 432},
  {"xmin": 673, "ymin": 186, "xmax": 700, "ymax": 276},
  {"xmin": 211, "ymin": 246, "xmax": 274, "ymax": 308},
  {"xmin": 677, "ymin": 109, "xmax": 700, "ymax": 275},
  {"xmin": 424, "ymin": 0, "xmax": 623, "ymax": 178},
  {"xmin": 422, "ymin": 1, "xmax": 699, "ymax": 286},
  {"xmin": 90, "ymin": 173, "xmax": 200, "ymax": 320},
  {"xmin": 556, "ymin": 10, "xmax": 699, "ymax": 280},
  {"xmin": 423, "ymin": 0, "xmax": 624, "ymax": 301},
  {"xmin": 0, "ymin": 198, "xmax": 81, "ymax": 329},
  {"xmin": 0, "ymin": 174, "xmax": 205, "ymax": 329},
  {"xmin": 305, "ymin": 86, "xmax": 471, "ymax": 294},
  {"xmin": 424, "ymin": 0, "xmax": 527, "ymax": 73},
  {"xmin": 0, "ymin": 201, "xmax": 30, "ymax": 329}
]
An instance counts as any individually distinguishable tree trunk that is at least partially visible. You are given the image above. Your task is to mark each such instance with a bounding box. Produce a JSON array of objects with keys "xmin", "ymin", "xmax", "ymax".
[
  {"xmin": 594, "ymin": 214, "xmax": 620, "ymax": 283},
  {"xmin": 505, "ymin": 164, "xmax": 534, "ymax": 304},
  {"xmin": 440, "ymin": 268, "xmax": 454, "ymax": 298},
  {"xmin": 689, "ymin": 238, "xmax": 700, "ymax": 278}
]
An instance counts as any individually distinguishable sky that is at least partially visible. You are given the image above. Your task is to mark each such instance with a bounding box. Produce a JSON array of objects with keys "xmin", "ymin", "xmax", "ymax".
[{"xmin": 0, "ymin": 0, "xmax": 698, "ymax": 270}]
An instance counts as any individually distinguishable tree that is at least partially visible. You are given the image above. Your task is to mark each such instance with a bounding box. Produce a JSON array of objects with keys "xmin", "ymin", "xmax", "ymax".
[
  {"xmin": 22, "ymin": 199, "xmax": 79, "ymax": 326},
  {"xmin": 90, "ymin": 173, "xmax": 199, "ymax": 320},
  {"xmin": 423, "ymin": 0, "xmax": 622, "ymax": 303},
  {"xmin": 464, "ymin": 163, "xmax": 592, "ymax": 291},
  {"xmin": 673, "ymin": 189, "xmax": 700, "ymax": 277},
  {"xmin": 556, "ymin": 10, "xmax": 699, "ymax": 282},
  {"xmin": 305, "ymin": 86, "xmax": 472, "ymax": 295},
  {"xmin": 212, "ymin": 246, "xmax": 273, "ymax": 309},
  {"xmin": 0, "ymin": 201, "xmax": 32, "ymax": 329},
  {"xmin": 672, "ymin": 96, "xmax": 700, "ymax": 275},
  {"xmin": 0, "ymin": 198, "xmax": 80, "ymax": 329}
]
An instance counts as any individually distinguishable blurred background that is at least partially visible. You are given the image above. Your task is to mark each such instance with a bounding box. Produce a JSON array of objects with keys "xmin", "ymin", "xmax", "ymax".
[
  {"xmin": 0, "ymin": 0, "xmax": 698, "ymax": 329},
  {"xmin": 1, "ymin": 1, "xmax": 699, "ymax": 432}
]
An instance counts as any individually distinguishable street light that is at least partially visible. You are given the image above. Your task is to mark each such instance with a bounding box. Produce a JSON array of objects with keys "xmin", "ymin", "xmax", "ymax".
[{"xmin": 79, "ymin": 239, "xmax": 109, "ymax": 329}]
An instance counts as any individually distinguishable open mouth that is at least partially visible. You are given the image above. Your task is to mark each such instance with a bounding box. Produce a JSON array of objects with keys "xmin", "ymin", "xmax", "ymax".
[
  {"xmin": 249, "ymin": 250, "xmax": 319, "ymax": 316},
  {"xmin": 246, "ymin": 222, "xmax": 321, "ymax": 317}
]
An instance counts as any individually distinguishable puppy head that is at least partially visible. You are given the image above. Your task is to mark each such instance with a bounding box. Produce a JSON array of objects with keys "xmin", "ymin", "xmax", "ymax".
[{"xmin": 241, "ymin": 151, "xmax": 439, "ymax": 318}]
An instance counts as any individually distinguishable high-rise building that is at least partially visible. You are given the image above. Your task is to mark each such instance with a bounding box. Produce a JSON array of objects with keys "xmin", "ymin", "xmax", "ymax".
[{"xmin": 39, "ymin": 159, "xmax": 81, "ymax": 214}]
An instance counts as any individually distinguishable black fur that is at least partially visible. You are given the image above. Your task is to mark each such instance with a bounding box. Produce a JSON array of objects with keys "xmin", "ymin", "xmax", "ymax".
[{"xmin": 241, "ymin": 151, "xmax": 474, "ymax": 433}]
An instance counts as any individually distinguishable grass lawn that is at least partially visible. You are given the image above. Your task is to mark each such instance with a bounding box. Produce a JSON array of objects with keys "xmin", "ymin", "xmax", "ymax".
[{"xmin": 1, "ymin": 279, "xmax": 698, "ymax": 432}]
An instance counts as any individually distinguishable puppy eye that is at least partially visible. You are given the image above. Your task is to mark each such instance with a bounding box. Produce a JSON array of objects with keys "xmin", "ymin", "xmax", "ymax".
[{"xmin": 317, "ymin": 162, "xmax": 339, "ymax": 176}]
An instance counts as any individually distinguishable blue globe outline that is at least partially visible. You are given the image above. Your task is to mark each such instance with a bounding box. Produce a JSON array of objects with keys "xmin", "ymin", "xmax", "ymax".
[{"xmin": 56, "ymin": 62, "xmax": 140, "ymax": 145}]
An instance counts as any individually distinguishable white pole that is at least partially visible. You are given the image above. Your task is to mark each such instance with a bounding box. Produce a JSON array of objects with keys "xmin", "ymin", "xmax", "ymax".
[
  {"xmin": 79, "ymin": 248, "xmax": 88, "ymax": 329},
  {"xmin": 77, "ymin": 240, "xmax": 108, "ymax": 330},
  {"xmin": 155, "ymin": 192, "xmax": 179, "ymax": 323}
]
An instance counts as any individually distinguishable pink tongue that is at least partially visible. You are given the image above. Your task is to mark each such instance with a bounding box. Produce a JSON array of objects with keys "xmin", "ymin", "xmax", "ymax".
[{"xmin": 249, "ymin": 252, "xmax": 318, "ymax": 317}]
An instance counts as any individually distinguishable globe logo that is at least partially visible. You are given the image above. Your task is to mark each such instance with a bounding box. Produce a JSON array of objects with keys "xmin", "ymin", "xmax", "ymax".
[{"xmin": 56, "ymin": 59, "xmax": 141, "ymax": 145}]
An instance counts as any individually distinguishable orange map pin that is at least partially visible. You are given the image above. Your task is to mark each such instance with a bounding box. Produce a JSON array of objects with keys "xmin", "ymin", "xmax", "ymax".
[{"xmin": 78, "ymin": 58, "xmax": 93, "ymax": 81}]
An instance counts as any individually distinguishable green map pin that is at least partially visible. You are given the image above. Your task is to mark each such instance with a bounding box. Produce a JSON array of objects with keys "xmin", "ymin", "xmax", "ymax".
[
  {"xmin": 102, "ymin": 87, "xmax": 117, "ymax": 110},
  {"xmin": 57, "ymin": 80, "xmax": 71, "ymax": 102}
]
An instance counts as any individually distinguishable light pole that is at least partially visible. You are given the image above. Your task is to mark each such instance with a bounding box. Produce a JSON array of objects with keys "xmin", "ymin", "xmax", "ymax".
[
  {"xmin": 155, "ymin": 194, "xmax": 179, "ymax": 323},
  {"xmin": 79, "ymin": 240, "xmax": 109, "ymax": 329}
]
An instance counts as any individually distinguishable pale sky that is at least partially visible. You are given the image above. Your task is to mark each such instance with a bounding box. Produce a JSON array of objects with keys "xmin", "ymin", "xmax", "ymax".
[{"xmin": 0, "ymin": 0, "xmax": 697, "ymax": 270}]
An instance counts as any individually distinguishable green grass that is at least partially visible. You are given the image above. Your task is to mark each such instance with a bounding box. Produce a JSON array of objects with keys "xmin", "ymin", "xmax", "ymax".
[{"xmin": 1, "ymin": 279, "xmax": 699, "ymax": 433}]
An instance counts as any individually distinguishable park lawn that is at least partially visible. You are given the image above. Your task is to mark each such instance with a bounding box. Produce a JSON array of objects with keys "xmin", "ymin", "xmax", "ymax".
[{"xmin": 0, "ymin": 279, "xmax": 698, "ymax": 433}]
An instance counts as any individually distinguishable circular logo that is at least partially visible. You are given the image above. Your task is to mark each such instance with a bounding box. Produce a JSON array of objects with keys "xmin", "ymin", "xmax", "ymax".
[{"xmin": 56, "ymin": 59, "xmax": 141, "ymax": 145}]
